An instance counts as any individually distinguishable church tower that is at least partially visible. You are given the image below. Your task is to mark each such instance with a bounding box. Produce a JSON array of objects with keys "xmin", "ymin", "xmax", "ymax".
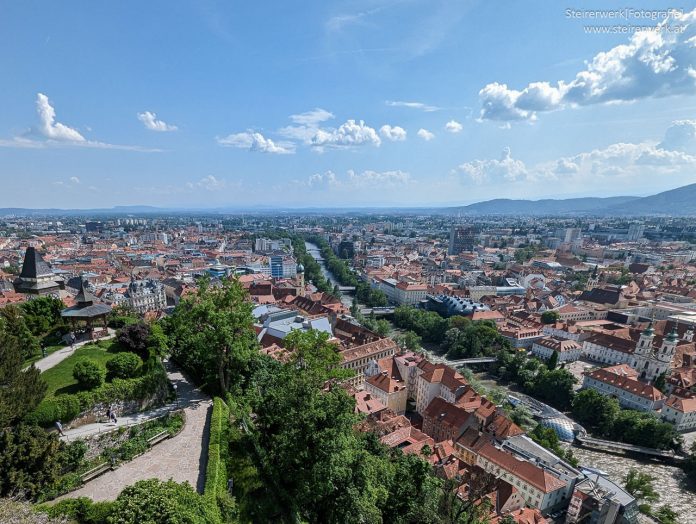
[
  {"xmin": 657, "ymin": 328, "xmax": 679, "ymax": 367},
  {"xmin": 585, "ymin": 265, "xmax": 599, "ymax": 291},
  {"xmin": 632, "ymin": 323, "xmax": 655, "ymax": 378}
]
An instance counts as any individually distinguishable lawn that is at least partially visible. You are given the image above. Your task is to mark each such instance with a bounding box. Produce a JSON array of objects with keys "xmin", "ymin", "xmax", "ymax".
[{"xmin": 41, "ymin": 340, "xmax": 123, "ymax": 398}]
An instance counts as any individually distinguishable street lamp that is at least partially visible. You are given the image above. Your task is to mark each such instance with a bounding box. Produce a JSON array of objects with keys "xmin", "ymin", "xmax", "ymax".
[{"xmin": 173, "ymin": 384, "xmax": 179, "ymax": 409}]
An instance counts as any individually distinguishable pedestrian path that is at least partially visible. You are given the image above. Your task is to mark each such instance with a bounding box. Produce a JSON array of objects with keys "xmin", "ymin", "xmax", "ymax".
[
  {"xmin": 30, "ymin": 330, "xmax": 115, "ymax": 373},
  {"xmin": 57, "ymin": 361, "xmax": 212, "ymax": 500}
]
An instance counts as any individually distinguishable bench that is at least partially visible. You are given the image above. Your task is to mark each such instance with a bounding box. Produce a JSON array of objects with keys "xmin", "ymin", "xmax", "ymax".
[
  {"xmin": 80, "ymin": 462, "xmax": 111, "ymax": 483},
  {"xmin": 147, "ymin": 430, "xmax": 170, "ymax": 447}
]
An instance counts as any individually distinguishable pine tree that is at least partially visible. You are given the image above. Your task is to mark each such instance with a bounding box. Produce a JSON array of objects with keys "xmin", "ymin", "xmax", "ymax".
[
  {"xmin": 0, "ymin": 318, "xmax": 47, "ymax": 428},
  {"xmin": 548, "ymin": 350, "xmax": 559, "ymax": 370}
]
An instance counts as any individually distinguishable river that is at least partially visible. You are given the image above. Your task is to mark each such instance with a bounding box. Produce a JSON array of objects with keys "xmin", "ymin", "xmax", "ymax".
[
  {"xmin": 305, "ymin": 241, "xmax": 354, "ymax": 309},
  {"xmin": 569, "ymin": 447, "xmax": 695, "ymax": 523}
]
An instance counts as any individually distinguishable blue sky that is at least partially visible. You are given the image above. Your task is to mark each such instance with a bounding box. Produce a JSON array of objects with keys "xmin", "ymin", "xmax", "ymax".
[{"xmin": 2, "ymin": 0, "xmax": 696, "ymax": 208}]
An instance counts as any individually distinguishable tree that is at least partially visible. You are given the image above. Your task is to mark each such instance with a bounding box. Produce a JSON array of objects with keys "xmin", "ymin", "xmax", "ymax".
[
  {"xmin": 571, "ymin": 389, "xmax": 619, "ymax": 435},
  {"xmin": 654, "ymin": 372, "xmax": 667, "ymax": 393},
  {"xmin": 0, "ymin": 318, "xmax": 47, "ymax": 427},
  {"xmin": 654, "ymin": 505, "xmax": 679, "ymax": 524},
  {"xmin": 540, "ymin": 310, "xmax": 559, "ymax": 325},
  {"xmin": 108, "ymin": 479, "xmax": 211, "ymax": 524},
  {"xmin": 72, "ymin": 359, "xmax": 105, "ymax": 390},
  {"xmin": 525, "ymin": 368, "xmax": 577, "ymax": 411},
  {"xmin": 106, "ymin": 352, "xmax": 141, "ymax": 380},
  {"xmin": 0, "ymin": 305, "xmax": 40, "ymax": 360},
  {"xmin": 624, "ymin": 469, "xmax": 660, "ymax": 515},
  {"xmin": 165, "ymin": 277, "xmax": 259, "ymax": 395},
  {"xmin": 0, "ymin": 424, "xmax": 62, "ymax": 499},
  {"xmin": 20, "ymin": 296, "xmax": 65, "ymax": 337},
  {"xmin": 116, "ymin": 322, "xmax": 152, "ymax": 359},
  {"xmin": 547, "ymin": 350, "xmax": 559, "ymax": 371},
  {"xmin": 394, "ymin": 331, "xmax": 422, "ymax": 351}
]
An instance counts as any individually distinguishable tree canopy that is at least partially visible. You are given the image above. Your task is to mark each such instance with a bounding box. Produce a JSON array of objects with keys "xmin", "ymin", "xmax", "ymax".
[{"xmin": 164, "ymin": 277, "xmax": 260, "ymax": 395}]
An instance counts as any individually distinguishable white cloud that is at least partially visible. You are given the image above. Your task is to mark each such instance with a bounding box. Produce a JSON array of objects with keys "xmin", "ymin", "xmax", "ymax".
[
  {"xmin": 379, "ymin": 124, "xmax": 407, "ymax": 141},
  {"xmin": 0, "ymin": 93, "xmax": 160, "ymax": 152},
  {"xmin": 305, "ymin": 169, "xmax": 411, "ymax": 189},
  {"xmin": 289, "ymin": 108, "xmax": 334, "ymax": 126},
  {"xmin": 456, "ymin": 147, "xmax": 528, "ymax": 183},
  {"xmin": 658, "ymin": 120, "xmax": 696, "ymax": 153},
  {"xmin": 445, "ymin": 120, "xmax": 463, "ymax": 133},
  {"xmin": 36, "ymin": 93, "xmax": 85, "ymax": 142},
  {"xmin": 280, "ymin": 108, "xmax": 335, "ymax": 143},
  {"xmin": 417, "ymin": 128, "xmax": 435, "ymax": 141},
  {"xmin": 310, "ymin": 119, "xmax": 381, "ymax": 148},
  {"xmin": 186, "ymin": 175, "xmax": 226, "ymax": 191},
  {"xmin": 347, "ymin": 169, "xmax": 411, "ymax": 187},
  {"xmin": 479, "ymin": 9, "xmax": 696, "ymax": 121},
  {"xmin": 455, "ymin": 121, "xmax": 696, "ymax": 188},
  {"xmin": 217, "ymin": 131, "xmax": 295, "ymax": 154},
  {"xmin": 69, "ymin": 176, "xmax": 80, "ymax": 184},
  {"xmin": 137, "ymin": 111, "xmax": 177, "ymax": 132},
  {"xmin": 385, "ymin": 100, "xmax": 440, "ymax": 112},
  {"xmin": 307, "ymin": 171, "xmax": 339, "ymax": 188}
]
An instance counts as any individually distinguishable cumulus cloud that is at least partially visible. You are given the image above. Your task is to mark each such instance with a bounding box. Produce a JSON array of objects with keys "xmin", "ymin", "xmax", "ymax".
[
  {"xmin": 417, "ymin": 128, "xmax": 435, "ymax": 141},
  {"xmin": 217, "ymin": 131, "xmax": 295, "ymax": 154},
  {"xmin": 385, "ymin": 100, "xmax": 440, "ymax": 112},
  {"xmin": 379, "ymin": 124, "xmax": 407, "ymax": 141},
  {"xmin": 307, "ymin": 171, "xmax": 339, "ymax": 188},
  {"xmin": 479, "ymin": 9, "xmax": 696, "ymax": 121},
  {"xmin": 69, "ymin": 176, "xmax": 81, "ymax": 184},
  {"xmin": 456, "ymin": 147, "xmax": 528, "ymax": 183},
  {"xmin": 348, "ymin": 169, "xmax": 411, "ymax": 187},
  {"xmin": 137, "ymin": 111, "xmax": 177, "ymax": 132},
  {"xmin": 305, "ymin": 169, "xmax": 411, "ymax": 189},
  {"xmin": 310, "ymin": 119, "xmax": 381, "ymax": 148},
  {"xmin": 455, "ymin": 121, "xmax": 696, "ymax": 188},
  {"xmin": 445, "ymin": 120, "xmax": 463, "ymax": 133},
  {"xmin": 35, "ymin": 93, "xmax": 85, "ymax": 142},
  {"xmin": 0, "ymin": 93, "xmax": 160, "ymax": 152},
  {"xmin": 658, "ymin": 120, "xmax": 696, "ymax": 153}
]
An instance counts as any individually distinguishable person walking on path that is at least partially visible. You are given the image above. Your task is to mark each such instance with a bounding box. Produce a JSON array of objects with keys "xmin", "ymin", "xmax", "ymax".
[
  {"xmin": 105, "ymin": 406, "xmax": 112, "ymax": 424},
  {"xmin": 110, "ymin": 411, "xmax": 117, "ymax": 425},
  {"xmin": 55, "ymin": 420, "xmax": 65, "ymax": 437}
]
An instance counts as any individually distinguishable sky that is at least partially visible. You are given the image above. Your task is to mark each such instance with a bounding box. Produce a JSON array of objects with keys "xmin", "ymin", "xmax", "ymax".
[{"xmin": 2, "ymin": 0, "xmax": 696, "ymax": 209}]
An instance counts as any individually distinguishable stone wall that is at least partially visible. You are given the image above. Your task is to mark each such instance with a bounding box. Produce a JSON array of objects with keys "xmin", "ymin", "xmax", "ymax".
[{"xmin": 67, "ymin": 378, "xmax": 171, "ymax": 429}]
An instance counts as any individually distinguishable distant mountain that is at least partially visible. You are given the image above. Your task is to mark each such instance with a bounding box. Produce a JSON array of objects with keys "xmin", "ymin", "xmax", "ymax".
[
  {"xmin": 447, "ymin": 196, "xmax": 640, "ymax": 215},
  {"xmin": 609, "ymin": 183, "xmax": 696, "ymax": 215},
  {"xmin": 444, "ymin": 183, "xmax": 696, "ymax": 215}
]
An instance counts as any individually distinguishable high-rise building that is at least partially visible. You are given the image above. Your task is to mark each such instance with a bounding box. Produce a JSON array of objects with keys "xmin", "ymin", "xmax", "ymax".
[
  {"xmin": 448, "ymin": 225, "xmax": 476, "ymax": 255},
  {"xmin": 627, "ymin": 223, "xmax": 644, "ymax": 241},
  {"xmin": 564, "ymin": 228, "xmax": 582, "ymax": 244}
]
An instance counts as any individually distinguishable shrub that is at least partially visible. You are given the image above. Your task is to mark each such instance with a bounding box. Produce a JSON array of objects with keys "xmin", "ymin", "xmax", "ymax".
[
  {"xmin": 28, "ymin": 365, "xmax": 169, "ymax": 427},
  {"xmin": 59, "ymin": 440, "xmax": 87, "ymax": 473},
  {"xmin": 40, "ymin": 497, "xmax": 116, "ymax": 524},
  {"xmin": 109, "ymin": 479, "xmax": 213, "ymax": 524},
  {"xmin": 72, "ymin": 359, "xmax": 105, "ymax": 390},
  {"xmin": 117, "ymin": 322, "xmax": 152, "ymax": 359},
  {"xmin": 106, "ymin": 352, "xmax": 141, "ymax": 380},
  {"xmin": 205, "ymin": 397, "xmax": 233, "ymax": 521}
]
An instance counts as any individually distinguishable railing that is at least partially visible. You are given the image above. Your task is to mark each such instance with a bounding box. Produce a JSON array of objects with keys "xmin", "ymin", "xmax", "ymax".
[
  {"xmin": 575, "ymin": 434, "xmax": 677, "ymax": 459},
  {"xmin": 80, "ymin": 462, "xmax": 112, "ymax": 483}
]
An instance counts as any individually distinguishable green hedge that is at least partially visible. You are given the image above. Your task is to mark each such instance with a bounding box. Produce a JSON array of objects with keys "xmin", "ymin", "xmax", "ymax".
[
  {"xmin": 204, "ymin": 397, "xmax": 233, "ymax": 521},
  {"xmin": 27, "ymin": 366, "xmax": 170, "ymax": 427}
]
